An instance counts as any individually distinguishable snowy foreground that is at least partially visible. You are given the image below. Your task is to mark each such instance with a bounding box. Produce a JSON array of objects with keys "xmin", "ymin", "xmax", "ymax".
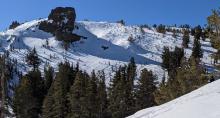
[
  {"xmin": 128, "ymin": 79, "xmax": 220, "ymax": 118},
  {"xmin": 0, "ymin": 19, "xmax": 217, "ymax": 83}
]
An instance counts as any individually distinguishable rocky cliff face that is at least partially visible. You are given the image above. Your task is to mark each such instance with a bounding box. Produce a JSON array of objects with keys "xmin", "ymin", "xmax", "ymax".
[{"xmin": 39, "ymin": 7, "xmax": 80, "ymax": 45}]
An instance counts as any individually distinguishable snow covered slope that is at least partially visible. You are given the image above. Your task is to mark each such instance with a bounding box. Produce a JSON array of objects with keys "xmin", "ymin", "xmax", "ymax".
[
  {"xmin": 128, "ymin": 79, "xmax": 220, "ymax": 118},
  {"xmin": 0, "ymin": 19, "xmax": 217, "ymax": 83}
]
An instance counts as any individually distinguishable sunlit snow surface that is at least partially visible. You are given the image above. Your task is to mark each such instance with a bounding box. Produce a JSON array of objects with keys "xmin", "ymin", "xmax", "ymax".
[
  {"xmin": 0, "ymin": 19, "xmax": 217, "ymax": 84},
  {"xmin": 128, "ymin": 79, "xmax": 220, "ymax": 118}
]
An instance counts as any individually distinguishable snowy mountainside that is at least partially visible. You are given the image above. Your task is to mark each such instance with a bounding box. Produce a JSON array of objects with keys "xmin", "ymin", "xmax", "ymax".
[
  {"xmin": 127, "ymin": 79, "xmax": 220, "ymax": 118},
  {"xmin": 0, "ymin": 19, "xmax": 217, "ymax": 83}
]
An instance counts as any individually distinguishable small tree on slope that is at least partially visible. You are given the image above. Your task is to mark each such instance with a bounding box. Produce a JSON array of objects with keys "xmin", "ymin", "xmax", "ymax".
[{"xmin": 26, "ymin": 47, "xmax": 40, "ymax": 70}]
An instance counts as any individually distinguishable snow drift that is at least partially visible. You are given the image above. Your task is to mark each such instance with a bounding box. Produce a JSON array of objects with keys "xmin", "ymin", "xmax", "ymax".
[{"xmin": 128, "ymin": 79, "xmax": 220, "ymax": 118}]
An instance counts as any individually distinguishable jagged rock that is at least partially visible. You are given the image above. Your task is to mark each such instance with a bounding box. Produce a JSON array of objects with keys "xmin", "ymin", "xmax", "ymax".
[
  {"xmin": 48, "ymin": 7, "xmax": 76, "ymax": 33},
  {"xmin": 39, "ymin": 7, "xmax": 81, "ymax": 43},
  {"xmin": 9, "ymin": 21, "xmax": 20, "ymax": 29}
]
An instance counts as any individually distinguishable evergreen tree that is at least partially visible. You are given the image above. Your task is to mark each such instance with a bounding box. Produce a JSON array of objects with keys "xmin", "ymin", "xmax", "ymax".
[
  {"xmin": 44, "ymin": 65, "xmax": 54, "ymax": 93},
  {"xmin": 161, "ymin": 47, "xmax": 170, "ymax": 70},
  {"xmin": 127, "ymin": 57, "xmax": 136, "ymax": 86},
  {"xmin": 41, "ymin": 83, "xmax": 55, "ymax": 118},
  {"xmin": 67, "ymin": 71, "xmax": 89, "ymax": 118},
  {"xmin": 162, "ymin": 46, "xmax": 184, "ymax": 72},
  {"xmin": 28, "ymin": 70, "xmax": 45, "ymax": 105},
  {"xmin": 191, "ymin": 27, "xmax": 195, "ymax": 36},
  {"xmin": 156, "ymin": 24, "xmax": 166, "ymax": 34},
  {"xmin": 97, "ymin": 70, "xmax": 109, "ymax": 118},
  {"xmin": 125, "ymin": 58, "xmax": 136, "ymax": 115},
  {"xmin": 182, "ymin": 30, "xmax": 190, "ymax": 48},
  {"xmin": 207, "ymin": 9, "xmax": 220, "ymax": 49},
  {"xmin": 192, "ymin": 39, "xmax": 203, "ymax": 59},
  {"xmin": 0, "ymin": 57, "xmax": 11, "ymax": 118},
  {"xmin": 154, "ymin": 74, "xmax": 171, "ymax": 105},
  {"xmin": 125, "ymin": 57, "xmax": 137, "ymax": 115},
  {"xmin": 172, "ymin": 29, "xmax": 177, "ymax": 38},
  {"xmin": 154, "ymin": 80, "xmax": 172, "ymax": 105},
  {"xmin": 86, "ymin": 70, "xmax": 99, "ymax": 118},
  {"xmin": 26, "ymin": 47, "xmax": 41, "ymax": 70},
  {"xmin": 108, "ymin": 67, "xmax": 125, "ymax": 118},
  {"xmin": 117, "ymin": 20, "xmax": 125, "ymax": 25},
  {"xmin": 13, "ymin": 69, "xmax": 44, "ymax": 118},
  {"xmin": 43, "ymin": 73, "xmax": 68, "ymax": 118},
  {"xmin": 42, "ymin": 62, "xmax": 76, "ymax": 118},
  {"xmin": 194, "ymin": 25, "xmax": 202, "ymax": 40},
  {"xmin": 135, "ymin": 69, "xmax": 157, "ymax": 111},
  {"xmin": 108, "ymin": 66, "xmax": 135, "ymax": 118},
  {"xmin": 175, "ymin": 58, "xmax": 208, "ymax": 95},
  {"xmin": 13, "ymin": 76, "xmax": 39, "ymax": 118},
  {"xmin": 155, "ymin": 57, "xmax": 208, "ymax": 105},
  {"xmin": 172, "ymin": 47, "xmax": 184, "ymax": 68}
]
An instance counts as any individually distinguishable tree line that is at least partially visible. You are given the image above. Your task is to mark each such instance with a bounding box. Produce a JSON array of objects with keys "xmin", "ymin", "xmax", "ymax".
[
  {"xmin": 10, "ymin": 42, "xmax": 211, "ymax": 118},
  {"xmin": 11, "ymin": 49, "xmax": 158, "ymax": 118},
  {"xmin": 158, "ymin": 28, "xmax": 209, "ymax": 104}
]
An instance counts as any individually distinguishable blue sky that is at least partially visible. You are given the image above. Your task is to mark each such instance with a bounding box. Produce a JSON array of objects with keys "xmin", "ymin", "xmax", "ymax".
[{"xmin": 0, "ymin": 0, "xmax": 219, "ymax": 30}]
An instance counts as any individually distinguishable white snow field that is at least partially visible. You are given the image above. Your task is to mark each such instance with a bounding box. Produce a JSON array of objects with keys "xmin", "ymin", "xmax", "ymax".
[
  {"xmin": 0, "ymin": 19, "xmax": 217, "ymax": 83},
  {"xmin": 128, "ymin": 79, "xmax": 220, "ymax": 118}
]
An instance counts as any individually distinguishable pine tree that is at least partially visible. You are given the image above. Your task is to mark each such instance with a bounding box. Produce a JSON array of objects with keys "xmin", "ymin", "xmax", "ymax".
[
  {"xmin": 67, "ymin": 71, "xmax": 89, "ymax": 118},
  {"xmin": 26, "ymin": 47, "xmax": 41, "ymax": 70},
  {"xmin": 97, "ymin": 70, "xmax": 109, "ymax": 118},
  {"xmin": 125, "ymin": 58, "xmax": 136, "ymax": 115},
  {"xmin": 161, "ymin": 47, "xmax": 170, "ymax": 70},
  {"xmin": 127, "ymin": 57, "xmax": 136, "ymax": 87},
  {"xmin": 0, "ymin": 57, "xmax": 11, "ymax": 118},
  {"xmin": 194, "ymin": 25, "xmax": 202, "ymax": 40},
  {"xmin": 135, "ymin": 69, "xmax": 157, "ymax": 111},
  {"xmin": 44, "ymin": 65, "xmax": 54, "ymax": 93},
  {"xmin": 172, "ymin": 29, "xmax": 177, "ymax": 38},
  {"xmin": 156, "ymin": 24, "xmax": 166, "ymax": 34},
  {"xmin": 108, "ymin": 66, "xmax": 123, "ymax": 118},
  {"xmin": 155, "ymin": 57, "xmax": 208, "ymax": 105},
  {"xmin": 182, "ymin": 30, "xmax": 190, "ymax": 48},
  {"xmin": 108, "ymin": 66, "xmax": 135, "ymax": 118},
  {"xmin": 42, "ymin": 83, "xmax": 55, "ymax": 118},
  {"xmin": 43, "ymin": 78, "xmax": 66, "ymax": 118},
  {"xmin": 13, "ymin": 69, "xmax": 44, "ymax": 118},
  {"xmin": 86, "ymin": 70, "xmax": 99, "ymax": 118},
  {"xmin": 28, "ymin": 69, "xmax": 45, "ymax": 106},
  {"xmin": 191, "ymin": 27, "xmax": 195, "ymax": 36},
  {"xmin": 192, "ymin": 39, "xmax": 203, "ymax": 59},
  {"xmin": 154, "ymin": 79, "xmax": 171, "ymax": 105},
  {"xmin": 162, "ymin": 46, "xmax": 184, "ymax": 72},
  {"xmin": 172, "ymin": 47, "xmax": 184, "ymax": 68},
  {"xmin": 42, "ymin": 62, "xmax": 75, "ymax": 118},
  {"xmin": 207, "ymin": 9, "xmax": 220, "ymax": 49},
  {"xmin": 174, "ymin": 57, "xmax": 208, "ymax": 97},
  {"xmin": 13, "ymin": 76, "xmax": 39, "ymax": 118}
]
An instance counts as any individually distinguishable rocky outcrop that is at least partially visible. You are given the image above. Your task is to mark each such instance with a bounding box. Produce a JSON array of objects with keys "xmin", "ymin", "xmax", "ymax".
[{"xmin": 39, "ymin": 7, "xmax": 81, "ymax": 43}]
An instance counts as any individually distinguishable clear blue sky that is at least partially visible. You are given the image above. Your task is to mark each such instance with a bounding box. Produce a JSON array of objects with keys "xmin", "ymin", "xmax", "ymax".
[{"xmin": 0, "ymin": 0, "xmax": 219, "ymax": 30}]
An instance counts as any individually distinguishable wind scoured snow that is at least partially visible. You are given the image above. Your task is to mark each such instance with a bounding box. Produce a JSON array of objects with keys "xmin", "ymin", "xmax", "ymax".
[
  {"xmin": 0, "ymin": 19, "xmax": 217, "ymax": 83},
  {"xmin": 128, "ymin": 79, "xmax": 220, "ymax": 118}
]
